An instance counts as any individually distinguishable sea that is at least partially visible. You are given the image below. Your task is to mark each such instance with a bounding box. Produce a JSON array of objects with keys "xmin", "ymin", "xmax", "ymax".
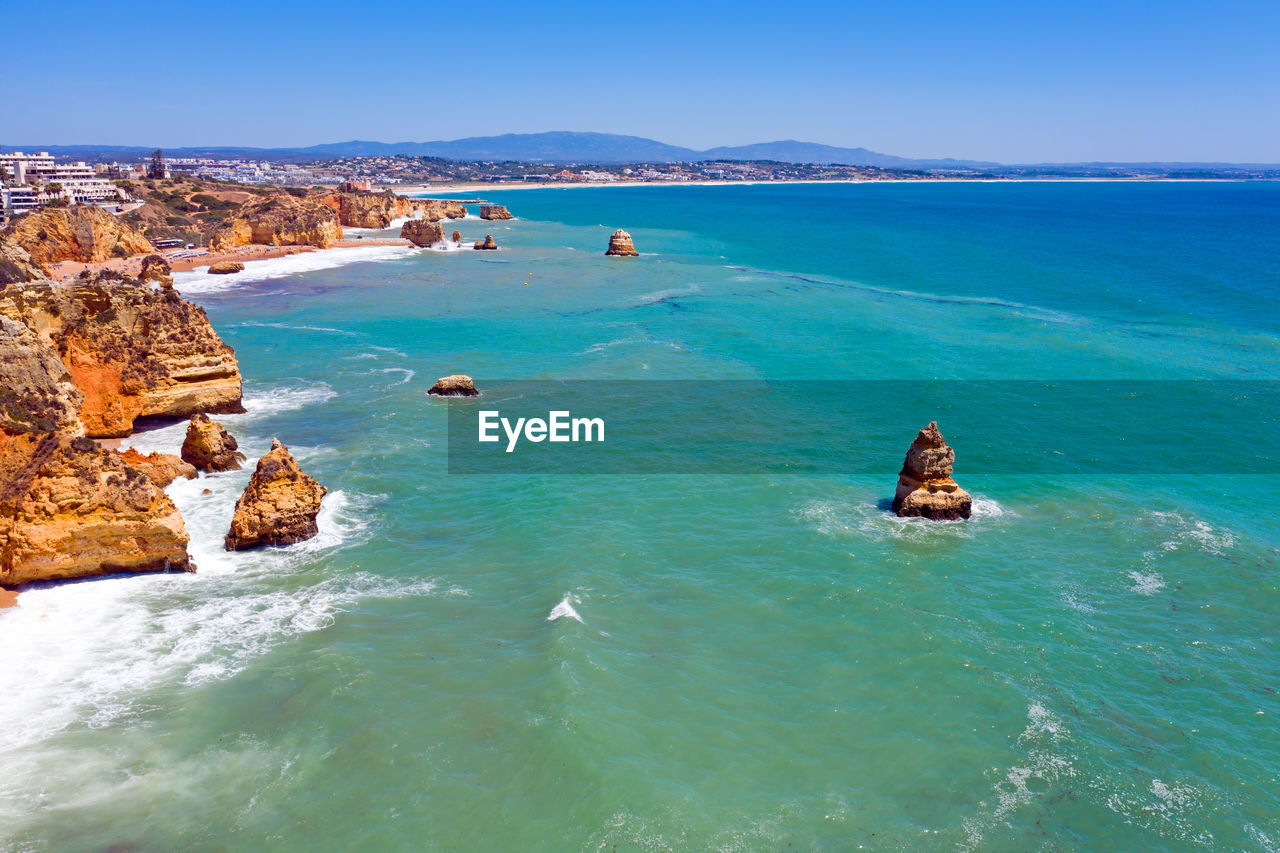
[{"xmin": 1, "ymin": 182, "xmax": 1277, "ymax": 851}]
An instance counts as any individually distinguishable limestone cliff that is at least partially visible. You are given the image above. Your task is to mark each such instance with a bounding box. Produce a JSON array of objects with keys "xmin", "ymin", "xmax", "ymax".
[
  {"xmin": 893, "ymin": 421, "xmax": 972, "ymax": 520},
  {"xmin": 137, "ymin": 254, "xmax": 174, "ymax": 291},
  {"xmin": 480, "ymin": 205, "xmax": 514, "ymax": 220},
  {"xmin": 0, "ymin": 431, "xmax": 191, "ymax": 586},
  {"xmin": 225, "ymin": 439, "xmax": 327, "ymax": 551},
  {"xmin": 0, "ymin": 275, "xmax": 245, "ymax": 437},
  {"xmin": 0, "ymin": 314, "xmax": 85, "ymax": 436},
  {"xmin": 112, "ymin": 448, "xmax": 197, "ymax": 488},
  {"xmin": 0, "ymin": 239, "xmax": 49, "ymax": 286},
  {"xmin": 3, "ymin": 206, "xmax": 154, "ymax": 268},
  {"xmin": 210, "ymin": 195, "xmax": 343, "ymax": 251}
]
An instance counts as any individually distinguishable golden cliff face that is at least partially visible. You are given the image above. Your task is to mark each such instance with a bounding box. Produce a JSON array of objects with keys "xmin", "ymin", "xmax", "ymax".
[
  {"xmin": 210, "ymin": 194, "xmax": 343, "ymax": 251},
  {"xmin": 3, "ymin": 206, "xmax": 155, "ymax": 268},
  {"xmin": 0, "ymin": 275, "xmax": 245, "ymax": 438},
  {"xmin": 0, "ymin": 431, "xmax": 190, "ymax": 586},
  {"xmin": 319, "ymin": 191, "xmax": 469, "ymax": 228}
]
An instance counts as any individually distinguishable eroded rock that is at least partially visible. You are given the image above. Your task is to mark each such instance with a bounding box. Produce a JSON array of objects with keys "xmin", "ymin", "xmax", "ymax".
[
  {"xmin": 224, "ymin": 439, "xmax": 327, "ymax": 551},
  {"xmin": 181, "ymin": 413, "xmax": 245, "ymax": 472},
  {"xmin": 605, "ymin": 229, "xmax": 638, "ymax": 256},
  {"xmin": 893, "ymin": 421, "xmax": 972, "ymax": 520},
  {"xmin": 427, "ymin": 374, "xmax": 478, "ymax": 397}
]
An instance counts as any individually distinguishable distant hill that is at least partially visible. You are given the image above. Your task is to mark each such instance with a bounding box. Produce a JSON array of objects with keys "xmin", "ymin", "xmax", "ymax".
[{"xmin": 6, "ymin": 132, "xmax": 996, "ymax": 168}]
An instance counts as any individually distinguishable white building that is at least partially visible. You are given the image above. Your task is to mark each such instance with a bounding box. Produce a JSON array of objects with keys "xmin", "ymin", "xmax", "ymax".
[{"xmin": 0, "ymin": 150, "xmax": 128, "ymax": 215}]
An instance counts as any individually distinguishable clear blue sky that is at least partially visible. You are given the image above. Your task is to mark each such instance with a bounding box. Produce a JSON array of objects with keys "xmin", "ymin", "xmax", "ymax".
[{"xmin": 6, "ymin": 0, "xmax": 1278, "ymax": 163}]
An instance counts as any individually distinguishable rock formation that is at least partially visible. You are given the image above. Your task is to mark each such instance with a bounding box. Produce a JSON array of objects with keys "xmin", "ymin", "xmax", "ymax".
[
  {"xmin": 114, "ymin": 448, "xmax": 197, "ymax": 488},
  {"xmin": 0, "ymin": 432, "xmax": 192, "ymax": 586},
  {"xmin": 0, "ymin": 239, "xmax": 49, "ymax": 285},
  {"xmin": 209, "ymin": 194, "xmax": 343, "ymax": 251},
  {"xmin": 0, "ymin": 314, "xmax": 84, "ymax": 436},
  {"xmin": 401, "ymin": 219, "xmax": 445, "ymax": 247},
  {"xmin": 474, "ymin": 235, "xmax": 498, "ymax": 250},
  {"xmin": 427, "ymin": 374, "xmax": 478, "ymax": 396},
  {"xmin": 452, "ymin": 230, "xmax": 462, "ymax": 244},
  {"xmin": 480, "ymin": 205, "xmax": 514, "ymax": 220},
  {"xmin": 605, "ymin": 229, "xmax": 639, "ymax": 256},
  {"xmin": 0, "ymin": 275, "xmax": 245, "ymax": 437},
  {"xmin": 893, "ymin": 421, "xmax": 972, "ymax": 520},
  {"xmin": 138, "ymin": 254, "xmax": 174, "ymax": 290},
  {"xmin": 319, "ymin": 191, "xmax": 467, "ymax": 228},
  {"xmin": 181, "ymin": 413, "xmax": 245, "ymax": 472},
  {"xmin": 2, "ymin": 206, "xmax": 155, "ymax": 269},
  {"xmin": 418, "ymin": 199, "xmax": 468, "ymax": 221},
  {"xmin": 208, "ymin": 261, "xmax": 245, "ymax": 275},
  {"xmin": 224, "ymin": 439, "xmax": 327, "ymax": 551}
]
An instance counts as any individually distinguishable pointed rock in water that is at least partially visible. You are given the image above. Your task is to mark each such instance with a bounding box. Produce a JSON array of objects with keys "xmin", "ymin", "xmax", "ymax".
[
  {"xmin": 224, "ymin": 439, "xmax": 327, "ymax": 551},
  {"xmin": 605, "ymin": 229, "xmax": 638, "ymax": 256},
  {"xmin": 427, "ymin": 374, "xmax": 478, "ymax": 397},
  {"xmin": 181, "ymin": 413, "xmax": 246, "ymax": 472},
  {"xmin": 480, "ymin": 204, "xmax": 514, "ymax": 220},
  {"xmin": 893, "ymin": 421, "xmax": 972, "ymax": 520},
  {"xmin": 473, "ymin": 235, "xmax": 498, "ymax": 250},
  {"xmin": 452, "ymin": 230, "xmax": 462, "ymax": 244}
]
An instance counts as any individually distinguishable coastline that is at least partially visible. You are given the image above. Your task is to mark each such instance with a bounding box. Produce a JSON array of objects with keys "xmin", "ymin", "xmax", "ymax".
[{"xmin": 0, "ymin": 588, "xmax": 16, "ymax": 609}]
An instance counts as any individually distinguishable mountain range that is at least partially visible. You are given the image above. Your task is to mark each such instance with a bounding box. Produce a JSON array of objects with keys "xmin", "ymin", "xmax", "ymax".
[{"xmin": 6, "ymin": 132, "xmax": 999, "ymax": 169}]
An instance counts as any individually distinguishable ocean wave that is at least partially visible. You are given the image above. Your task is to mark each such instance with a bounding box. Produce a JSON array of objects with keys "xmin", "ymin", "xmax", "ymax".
[
  {"xmin": 376, "ymin": 367, "xmax": 415, "ymax": 385},
  {"xmin": 173, "ymin": 245, "xmax": 412, "ymax": 294},
  {"xmin": 547, "ymin": 594, "xmax": 584, "ymax": 623},
  {"xmin": 234, "ymin": 321, "xmax": 356, "ymax": 336},
  {"xmin": 796, "ymin": 494, "xmax": 1009, "ymax": 543}
]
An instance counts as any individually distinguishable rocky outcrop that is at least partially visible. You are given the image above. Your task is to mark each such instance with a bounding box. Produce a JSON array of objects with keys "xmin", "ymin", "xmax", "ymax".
[
  {"xmin": 319, "ymin": 192, "xmax": 467, "ymax": 228},
  {"xmin": 893, "ymin": 422, "xmax": 972, "ymax": 520},
  {"xmin": 114, "ymin": 448, "xmax": 197, "ymax": 488},
  {"xmin": 0, "ymin": 314, "xmax": 84, "ymax": 436},
  {"xmin": 224, "ymin": 439, "xmax": 327, "ymax": 551},
  {"xmin": 474, "ymin": 235, "xmax": 497, "ymax": 250},
  {"xmin": 427, "ymin": 374, "xmax": 478, "ymax": 396},
  {"xmin": 3, "ymin": 206, "xmax": 154, "ymax": 269},
  {"xmin": 480, "ymin": 205, "xmax": 514, "ymax": 220},
  {"xmin": 0, "ymin": 431, "xmax": 191, "ymax": 586},
  {"xmin": 452, "ymin": 230, "xmax": 462, "ymax": 244},
  {"xmin": 401, "ymin": 219, "xmax": 445, "ymax": 247},
  {"xmin": 209, "ymin": 194, "xmax": 343, "ymax": 251},
  {"xmin": 181, "ymin": 413, "xmax": 245, "ymax": 472},
  {"xmin": 0, "ymin": 239, "xmax": 48, "ymax": 285},
  {"xmin": 208, "ymin": 261, "xmax": 245, "ymax": 275},
  {"xmin": 606, "ymin": 229, "xmax": 639, "ymax": 256},
  {"xmin": 138, "ymin": 254, "xmax": 174, "ymax": 291},
  {"xmin": 0, "ymin": 275, "xmax": 245, "ymax": 437},
  {"xmin": 418, "ymin": 199, "xmax": 468, "ymax": 222}
]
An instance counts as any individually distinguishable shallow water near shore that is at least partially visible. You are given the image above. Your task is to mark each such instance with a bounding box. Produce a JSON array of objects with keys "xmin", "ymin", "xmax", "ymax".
[{"xmin": 2, "ymin": 183, "xmax": 1279, "ymax": 851}]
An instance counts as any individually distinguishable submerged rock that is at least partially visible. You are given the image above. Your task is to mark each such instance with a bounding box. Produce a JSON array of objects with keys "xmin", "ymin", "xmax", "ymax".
[
  {"xmin": 401, "ymin": 219, "xmax": 445, "ymax": 247},
  {"xmin": 480, "ymin": 204, "xmax": 514, "ymax": 220},
  {"xmin": 473, "ymin": 235, "xmax": 498, "ymax": 250},
  {"xmin": 224, "ymin": 439, "xmax": 327, "ymax": 551},
  {"xmin": 427, "ymin": 374, "xmax": 478, "ymax": 397},
  {"xmin": 208, "ymin": 261, "xmax": 244, "ymax": 275},
  {"xmin": 893, "ymin": 421, "xmax": 972, "ymax": 520},
  {"xmin": 605, "ymin": 229, "xmax": 638, "ymax": 256},
  {"xmin": 181, "ymin": 413, "xmax": 246, "ymax": 472}
]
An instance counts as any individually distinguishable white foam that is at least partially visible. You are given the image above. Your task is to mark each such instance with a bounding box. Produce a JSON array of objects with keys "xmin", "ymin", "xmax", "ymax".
[
  {"xmin": 173, "ymin": 245, "xmax": 411, "ymax": 294},
  {"xmin": 548, "ymin": 595, "xmax": 584, "ymax": 623},
  {"xmin": 796, "ymin": 494, "xmax": 1011, "ymax": 544},
  {"xmin": 377, "ymin": 367, "xmax": 415, "ymax": 385},
  {"xmin": 234, "ymin": 321, "xmax": 356, "ymax": 336},
  {"xmin": 1128, "ymin": 570, "xmax": 1166, "ymax": 596},
  {"xmin": 1149, "ymin": 511, "xmax": 1236, "ymax": 555}
]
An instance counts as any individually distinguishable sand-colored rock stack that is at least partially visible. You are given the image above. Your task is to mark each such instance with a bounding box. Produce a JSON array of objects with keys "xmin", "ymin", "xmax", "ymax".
[
  {"xmin": 402, "ymin": 219, "xmax": 445, "ymax": 247},
  {"xmin": 427, "ymin": 374, "xmax": 478, "ymax": 397},
  {"xmin": 181, "ymin": 413, "xmax": 246, "ymax": 472},
  {"xmin": 452, "ymin": 230, "xmax": 462, "ymax": 244},
  {"xmin": 137, "ymin": 255, "xmax": 174, "ymax": 291},
  {"xmin": 605, "ymin": 229, "xmax": 639, "ymax": 256},
  {"xmin": 480, "ymin": 205, "xmax": 514, "ymax": 220},
  {"xmin": 893, "ymin": 421, "xmax": 972, "ymax": 520},
  {"xmin": 225, "ymin": 439, "xmax": 327, "ymax": 551},
  {"xmin": 2, "ymin": 205, "xmax": 154, "ymax": 268},
  {"xmin": 208, "ymin": 261, "xmax": 244, "ymax": 275},
  {"xmin": 473, "ymin": 235, "xmax": 498, "ymax": 250},
  {"xmin": 0, "ymin": 276, "xmax": 245, "ymax": 437}
]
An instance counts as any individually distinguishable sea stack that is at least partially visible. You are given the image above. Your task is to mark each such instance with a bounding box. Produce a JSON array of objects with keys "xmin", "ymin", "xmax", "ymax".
[
  {"xmin": 474, "ymin": 235, "xmax": 498, "ymax": 250},
  {"xmin": 480, "ymin": 205, "xmax": 514, "ymax": 220},
  {"xmin": 137, "ymin": 254, "xmax": 175, "ymax": 291},
  {"xmin": 452, "ymin": 230, "xmax": 462, "ymax": 244},
  {"xmin": 402, "ymin": 219, "xmax": 445, "ymax": 247},
  {"xmin": 427, "ymin": 374, "xmax": 479, "ymax": 397},
  {"xmin": 606, "ymin": 229, "xmax": 639, "ymax": 256},
  {"xmin": 208, "ymin": 261, "xmax": 245, "ymax": 275},
  {"xmin": 224, "ymin": 439, "xmax": 327, "ymax": 551},
  {"xmin": 893, "ymin": 421, "xmax": 972, "ymax": 520},
  {"xmin": 181, "ymin": 413, "xmax": 246, "ymax": 472}
]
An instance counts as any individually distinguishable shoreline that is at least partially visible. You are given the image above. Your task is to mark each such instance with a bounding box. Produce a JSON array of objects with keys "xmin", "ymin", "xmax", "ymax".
[{"xmin": 0, "ymin": 588, "xmax": 16, "ymax": 609}]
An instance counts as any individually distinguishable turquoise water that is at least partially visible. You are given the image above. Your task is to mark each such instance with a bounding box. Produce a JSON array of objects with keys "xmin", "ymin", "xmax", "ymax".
[{"xmin": 2, "ymin": 183, "xmax": 1278, "ymax": 851}]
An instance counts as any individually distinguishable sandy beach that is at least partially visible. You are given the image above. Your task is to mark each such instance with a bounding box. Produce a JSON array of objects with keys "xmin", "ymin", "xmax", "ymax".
[{"xmin": 0, "ymin": 588, "xmax": 17, "ymax": 609}]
